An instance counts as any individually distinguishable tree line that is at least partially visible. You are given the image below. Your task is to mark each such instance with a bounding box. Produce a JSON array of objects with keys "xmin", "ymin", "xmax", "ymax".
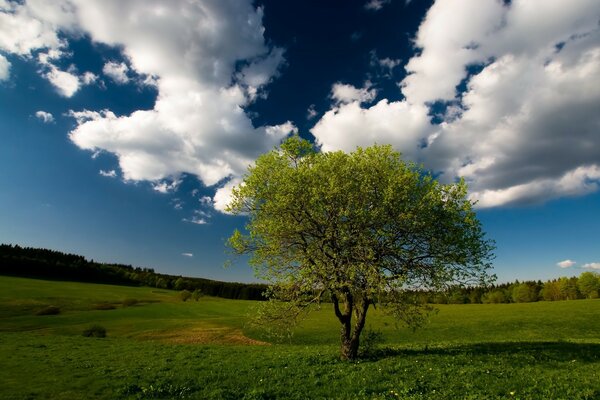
[
  {"xmin": 417, "ymin": 272, "xmax": 599, "ymax": 304},
  {"xmin": 0, "ymin": 244, "xmax": 267, "ymax": 300}
]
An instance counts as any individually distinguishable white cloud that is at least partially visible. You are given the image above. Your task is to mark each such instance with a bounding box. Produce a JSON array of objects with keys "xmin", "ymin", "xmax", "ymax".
[
  {"xmin": 99, "ymin": 169, "xmax": 116, "ymax": 178},
  {"xmin": 1, "ymin": 1, "xmax": 294, "ymax": 213},
  {"xmin": 81, "ymin": 71, "xmax": 98, "ymax": 85},
  {"xmin": 43, "ymin": 64, "xmax": 80, "ymax": 97},
  {"xmin": 312, "ymin": 99, "xmax": 433, "ymax": 156},
  {"xmin": 152, "ymin": 178, "xmax": 181, "ymax": 194},
  {"xmin": 364, "ymin": 0, "xmax": 391, "ymax": 11},
  {"xmin": 0, "ymin": 54, "xmax": 10, "ymax": 80},
  {"xmin": 35, "ymin": 110, "xmax": 54, "ymax": 123},
  {"xmin": 557, "ymin": 259, "xmax": 576, "ymax": 268},
  {"xmin": 582, "ymin": 263, "xmax": 600, "ymax": 270},
  {"xmin": 306, "ymin": 104, "xmax": 318, "ymax": 120},
  {"xmin": 102, "ymin": 61, "xmax": 129, "ymax": 84},
  {"xmin": 199, "ymin": 196, "xmax": 212, "ymax": 206},
  {"xmin": 181, "ymin": 252, "xmax": 193, "ymax": 257},
  {"xmin": 330, "ymin": 82, "xmax": 377, "ymax": 105},
  {"xmin": 314, "ymin": 0, "xmax": 600, "ymax": 207},
  {"xmin": 183, "ymin": 216, "xmax": 208, "ymax": 225}
]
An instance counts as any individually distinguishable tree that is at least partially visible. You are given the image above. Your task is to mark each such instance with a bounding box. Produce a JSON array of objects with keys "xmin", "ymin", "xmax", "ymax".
[
  {"xmin": 227, "ymin": 136, "xmax": 494, "ymax": 360},
  {"xmin": 180, "ymin": 289, "xmax": 192, "ymax": 302},
  {"xmin": 511, "ymin": 283, "xmax": 537, "ymax": 303},
  {"xmin": 577, "ymin": 271, "xmax": 600, "ymax": 299}
]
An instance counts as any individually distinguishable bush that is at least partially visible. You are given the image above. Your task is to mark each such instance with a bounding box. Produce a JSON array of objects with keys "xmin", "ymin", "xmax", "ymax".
[
  {"xmin": 82, "ymin": 325, "xmax": 107, "ymax": 338},
  {"xmin": 122, "ymin": 298, "xmax": 138, "ymax": 307},
  {"xmin": 35, "ymin": 305, "xmax": 61, "ymax": 315},
  {"xmin": 192, "ymin": 289, "xmax": 203, "ymax": 301},
  {"xmin": 92, "ymin": 303, "xmax": 116, "ymax": 310},
  {"xmin": 180, "ymin": 290, "xmax": 192, "ymax": 302}
]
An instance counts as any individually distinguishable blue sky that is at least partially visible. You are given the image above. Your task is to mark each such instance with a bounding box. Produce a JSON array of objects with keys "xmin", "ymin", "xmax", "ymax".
[{"xmin": 1, "ymin": 0, "xmax": 599, "ymax": 283}]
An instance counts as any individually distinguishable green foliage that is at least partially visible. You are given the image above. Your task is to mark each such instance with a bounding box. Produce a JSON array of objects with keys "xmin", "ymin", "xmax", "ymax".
[
  {"xmin": 577, "ymin": 272, "xmax": 600, "ymax": 299},
  {"xmin": 180, "ymin": 289, "xmax": 192, "ymax": 302},
  {"xmin": 35, "ymin": 305, "xmax": 60, "ymax": 315},
  {"xmin": 482, "ymin": 290, "xmax": 508, "ymax": 304},
  {"xmin": 82, "ymin": 324, "xmax": 106, "ymax": 337},
  {"xmin": 228, "ymin": 136, "xmax": 494, "ymax": 359},
  {"xmin": 192, "ymin": 288, "xmax": 203, "ymax": 301},
  {"xmin": 511, "ymin": 283, "xmax": 538, "ymax": 303}
]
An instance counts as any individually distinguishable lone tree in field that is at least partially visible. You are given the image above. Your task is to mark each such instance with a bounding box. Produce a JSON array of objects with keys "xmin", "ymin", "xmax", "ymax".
[{"xmin": 227, "ymin": 136, "xmax": 494, "ymax": 360}]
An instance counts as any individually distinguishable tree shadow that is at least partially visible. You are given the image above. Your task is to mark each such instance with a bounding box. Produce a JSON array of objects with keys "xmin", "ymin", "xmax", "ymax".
[{"xmin": 365, "ymin": 341, "xmax": 600, "ymax": 363}]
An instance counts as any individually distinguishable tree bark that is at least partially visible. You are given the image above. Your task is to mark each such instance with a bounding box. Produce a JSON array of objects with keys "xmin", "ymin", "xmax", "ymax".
[{"xmin": 334, "ymin": 293, "xmax": 369, "ymax": 360}]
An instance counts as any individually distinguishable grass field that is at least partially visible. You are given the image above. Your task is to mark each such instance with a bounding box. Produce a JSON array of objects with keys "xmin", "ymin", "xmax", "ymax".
[{"xmin": 1, "ymin": 276, "xmax": 599, "ymax": 399}]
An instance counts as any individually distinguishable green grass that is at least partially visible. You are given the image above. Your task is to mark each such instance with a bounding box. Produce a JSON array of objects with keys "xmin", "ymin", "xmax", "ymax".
[{"xmin": 1, "ymin": 275, "xmax": 600, "ymax": 399}]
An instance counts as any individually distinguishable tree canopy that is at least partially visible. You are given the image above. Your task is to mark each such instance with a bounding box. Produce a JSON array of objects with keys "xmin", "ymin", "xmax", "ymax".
[{"xmin": 227, "ymin": 136, "xmax": 494, "ymax": 359}]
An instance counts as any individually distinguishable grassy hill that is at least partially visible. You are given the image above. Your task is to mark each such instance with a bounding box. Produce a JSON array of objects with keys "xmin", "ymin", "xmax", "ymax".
[{"xmin": 1, "ymin": 275, "xmax": 600, "ymax": 399}]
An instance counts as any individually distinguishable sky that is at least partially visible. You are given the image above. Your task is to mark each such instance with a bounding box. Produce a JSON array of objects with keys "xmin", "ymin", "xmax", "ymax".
[{"xmin": 1, "ymin": 0, "xmax": 599, "ymax": 283}]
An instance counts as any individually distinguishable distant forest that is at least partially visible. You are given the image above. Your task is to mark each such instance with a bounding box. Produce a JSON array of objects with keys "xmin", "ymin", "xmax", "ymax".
[
  {"xmin": 1, "ymin": 243, "xmax": 598, "ymax": 304},
  {"xmin": 0, "ymin": 244, "xmax": 267, "ymax": 300}
]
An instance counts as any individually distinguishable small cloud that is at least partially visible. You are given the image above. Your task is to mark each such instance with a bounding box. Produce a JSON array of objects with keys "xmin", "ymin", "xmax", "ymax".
[
  {"xmin": 35, "ymin": 111, "xmax": 54, "ymax": 123},
  {"xmin": 44, "ymin": 65, "xmax": 80, "ymax": 97},
  {"xmin": 171, "ymin": 198, "xmax": 184, "ymax": 210},
  {"xmin": 306, "ymin": 104, "xmax": 318, "ymax": 120},
  {"xmin": 81, "ymin": 71, "xmax": 98, "ymax": 85},
  {"xmin": 199, "ymin": 196, "xmax": 212, "ymax": 206},
  {"xmin": 330, "ymin": 82, "xmax": 377, "ymax": 105},
  {"xmin": 103, "ymin": 61, "xmax": 129, "ymax": 84},
  {"xmin": 582, "ymin": 262, "xmax": 600, "ymax": 270},
  {"xmin": 152, "ymin": 178, "xmax": 181, "ymax": 194},
  {"xmin": 181, "ymin": 252, "xmax": 193, "ymax": 257},
  {"xmin": 364, "ymin": 0, "xmax": 391, "ymax": 11},
  {"xmin": 182, "ymin": 216, "xmax": 208, "ymax": 225},
  {"xmin": 557, "ymin": 259, "xmax": 576, "ymax": 268},
  {"xmin": 191, "ymin": 189, "xmax": 200, "ymax": 197},
  {"xmin": 99, "ymin": 169, "xmax": 117, "ymax": 178}
]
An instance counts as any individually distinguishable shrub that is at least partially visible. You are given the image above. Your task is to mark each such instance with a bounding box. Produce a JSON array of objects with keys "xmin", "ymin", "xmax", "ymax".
[
  {"xmin": 180, "ymin": 290, "xmax": 192, "ymax": 302},
  {"xmin": 122, "ymin": 298, "xmax": 138, "ymax": 307},
  {"xmin": 35, "ymin": 305, "xmax": 61, "ymax": 315},
  {"xmin": 192, "ymin": 288, "xmax": 203, "ymax": 301},
  {"xmin": 92, "ymin": 303, "xmax": 116, "ymax": 310},
  {"xmin": 82, "ymin": 325, "xmax": 106, "ymax": 338}
]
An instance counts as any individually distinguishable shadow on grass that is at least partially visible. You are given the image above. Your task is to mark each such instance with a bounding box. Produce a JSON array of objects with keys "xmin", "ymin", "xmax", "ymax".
[{"xmin": 365, "ymin": 341, "xmax": 600, "ymax": 363}]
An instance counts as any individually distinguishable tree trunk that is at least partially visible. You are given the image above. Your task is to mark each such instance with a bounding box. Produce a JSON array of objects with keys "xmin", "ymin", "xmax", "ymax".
[{"xmin": 334, "ymin": 293, "xmax": 369, "ymax": 360}]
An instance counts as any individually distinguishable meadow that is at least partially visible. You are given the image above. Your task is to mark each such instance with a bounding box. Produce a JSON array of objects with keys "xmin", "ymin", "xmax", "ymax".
[{"xmin": 1, "ymin": 275, "xmax": 599, "ymax": 399}]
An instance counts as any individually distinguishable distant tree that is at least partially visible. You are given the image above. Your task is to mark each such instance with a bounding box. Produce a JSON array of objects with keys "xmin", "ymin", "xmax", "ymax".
[
  {"xmin": 180, "ymin": 290, "xmax": 192, "ymax": 302},
  {"xmin": 511, "ymin": 283, "xmax": 537, "ymax": 303},
  {"xmin": 577, "ymin": 272, "xmax": 600, "ymax": 299},
  {"xmin": 558, "ymin": 277, "xmax": 581, "ymax": 300},
  {"xmin": 174, "ymin": 277, "xmax": 186, "ymax": 291},
  {"xmin": 192, "ymin": 288, "xmax": 203, "ymax": 301},
  {"xmin": 540, "ymin": 280, "xmax": 562, "ymax": 301},
  {"xmin": 482, "ymin": 289, "xmax": 508, "ymax": 304},
  {"xmin": 227, "ymin": 136, "xmax": 494, "ymax": 360}
]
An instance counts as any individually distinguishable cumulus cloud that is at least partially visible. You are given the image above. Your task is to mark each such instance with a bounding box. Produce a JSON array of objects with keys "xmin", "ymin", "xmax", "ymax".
[
  {"xmin": 556, "ymin": 259, "xmax": 576, "ymax": 268},
  {"xmin": 99, "ymin": 169, "xmax": 116, "ymax": 178},
  {"xmin": 181, "ymin": 252, "xmax": 193, "ymax": 257},
  {"xmin": 43, "ymin": 64, "xmax": 79, "ymax": 96},
  {"xmin": 183, "ymin": 215, "xmax": 208, "ymax": 225},
  {"xmin": 0, "ymin": 0, "xmax": 295, "ymax": 212},
  {"xmin": 330, "ymin": 82, "xmax": 377, "ymax": 105},
  {"xmin": 102, "ymin": 61, "xmax": 129, "ymax": 84},
  {"xmin": 582, "ymin": 263, "xmax": 600, "ymax": 270},
  {"xmin": 314, "ymin": 0, "xmax": 600, "ymax": 207},
  {"xmin": 0, "ymin": 54, "xmax": 10, "ymax": 80},
  {"xmin": 35, "ymin": 110, "xmax": 54, "ymax": 123}
]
